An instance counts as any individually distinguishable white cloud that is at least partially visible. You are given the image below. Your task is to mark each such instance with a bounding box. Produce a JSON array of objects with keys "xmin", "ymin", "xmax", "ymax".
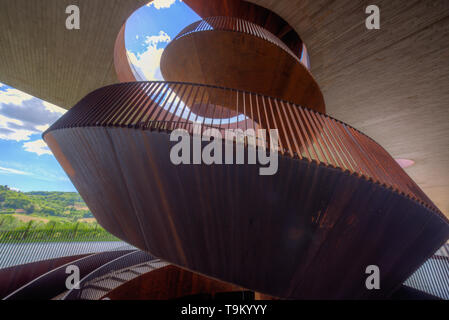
[
  {"xmin": 0, "ymin": 114, "xmax": 35, "ymax": 141},
  {"xmin": 0, "ymin": 166, "xmax": 30, "ymax": 176},
  {"xmin": 127, "ymin": 30, "xmax": 171, "ymax": 81},
  {"xmin": 144, "ymin": 31, "xmax": 171, "ymax": 46},
  {"xmin": 127, "ymin": 49, "xmax": 164, "ymax": 81},
  {"xmin": 42, "ymin": 101, "xmax": 66, "ymax": 115},
  {"xmin": 147, "ymin": 0, "xmax": 177, "ymax": 10},
  {"xmin": 35, "ymin": 124, "xmax": 50, "ymax": 132},
  {"xmin": 22, "ymin": 139, "xmax": 52, "ymax": 156},
  {"xmin": 0, "ymin": 85, "xmax": 66, "ymax": 141},
  {"xmin": 0, "ymin": 86, "xmax": 34, "ymax": 105}
]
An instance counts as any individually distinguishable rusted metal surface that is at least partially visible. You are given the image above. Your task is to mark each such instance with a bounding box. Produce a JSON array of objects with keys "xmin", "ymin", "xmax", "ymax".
[
  {"xmin": 4, "ymin": 250, "xmax": 135, "ymax": 300},
  {"xmin": 43, "ymin": 81, "xmax": 449, "ymax": 299},
  {"xmin": 46, "ymin": 82, "xmax": 443, "ymax": 215},
  {"xmin": 104, "ymin": 265, "xmax": 244, "ymax": 300},
  {"xmin": 174, "ymin": 16, "xmax": 302, "ymax": 66},
  {"xmin": 113, "ymin": 24, "xmax": 137, "ymax": 83},
  {"xmin": 63, "ymin": 251, "xmax": 166, "ymax": 300},
  {"xmin": 0, "ymin": 254, "xmax": 89, "ymax": 299},
  {"xmin": 160, "ymin": 18, "xmax": 324, "ymax": 113},
  {"xmin": 183, "ymin": 0, "xmax": 304, "ymax": 58}
]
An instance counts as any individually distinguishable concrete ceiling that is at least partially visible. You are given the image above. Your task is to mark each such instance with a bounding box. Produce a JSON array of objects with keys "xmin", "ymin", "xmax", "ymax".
[
  {"xmin": 0, "ymin": 0, "xmax": 448, "ymax": 216},
  {"xmin": 0, "ymin": 0, "xmax": 147, "ymax": 108}
]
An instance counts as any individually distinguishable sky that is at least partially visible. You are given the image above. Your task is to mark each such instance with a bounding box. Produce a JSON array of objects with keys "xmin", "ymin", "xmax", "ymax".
[
  {"xmin": 125, "ymin": 1, "xmax": 246, "ymax": 125},
  {"xmin": 125, "ymin": 0, "xmax": 200, "ymax": 81},
  {"xmin": 0, "ymin": 0, "xmax": 199, "ymax": 192},
  {"xmin": 0, "ymin": 82, "xmax": 73, "ymax": 192}
]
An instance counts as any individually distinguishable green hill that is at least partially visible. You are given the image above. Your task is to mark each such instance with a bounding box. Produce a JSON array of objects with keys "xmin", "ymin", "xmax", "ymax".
[{"xmin": 0, "ymin": 185, "xmax": 99, "ymax": 232}]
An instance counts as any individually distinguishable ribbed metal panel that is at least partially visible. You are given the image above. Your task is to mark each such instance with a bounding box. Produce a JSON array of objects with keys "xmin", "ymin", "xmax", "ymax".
[
  {"xmin": 404, "ymin": 244, "xmax": 449, "ymax": 299},
  {"xmin": 173, "ymin": 16, "xmax": 303, "ymax": 65},
  {"xmin": 46, "ymin": 81, "xmax": 442, "ymax": 216}
]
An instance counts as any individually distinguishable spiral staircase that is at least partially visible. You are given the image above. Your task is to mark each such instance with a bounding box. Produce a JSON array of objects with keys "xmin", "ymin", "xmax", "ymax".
[{"xmin": 37, "ymin": 12, "xmax": 449, "ymax": 299}]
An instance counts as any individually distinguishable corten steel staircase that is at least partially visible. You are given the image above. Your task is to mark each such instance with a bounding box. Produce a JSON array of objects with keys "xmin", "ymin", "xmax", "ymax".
[
  {"xmin": 41, "ymin": 15, "xmax": 449, "ymax": 299},
  {"xmin": 1, "ymin": 243, "xmax": 169, "ymax": 300},
  {"xmin": 3, "ymin": 248, "xmax": 135, "ymax": 300},
  {"xmin": 62, "ymin": 252, "xmax": 169, "ymax": 300}
]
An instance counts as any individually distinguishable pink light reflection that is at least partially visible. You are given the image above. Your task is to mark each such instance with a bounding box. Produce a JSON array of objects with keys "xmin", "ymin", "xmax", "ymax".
[{"xmin": 395, "ymin": 158, "xmax": 415, "ymax": 169}]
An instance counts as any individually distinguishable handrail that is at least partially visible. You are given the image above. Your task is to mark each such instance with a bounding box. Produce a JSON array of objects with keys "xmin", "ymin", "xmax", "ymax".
[
  {"xmin": 0, "ymin": 228, "xmax": 121, "ymax": 269},
  {"xmin": 173, "ymin": 16, "xmax": 303, "ymax": 65},
  {"xmin": 44, "ymin": 81, "xmax": 442, "ymax": 216}
]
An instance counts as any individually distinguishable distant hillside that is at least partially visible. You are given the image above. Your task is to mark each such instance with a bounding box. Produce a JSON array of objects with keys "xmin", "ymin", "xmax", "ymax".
[
  {"xmin": 0, "ymin": 186, "xmax": 92, "ymax": 218},
  {"xmin": 0, "ymin": 185, "xmax": 98, "ymax": 231}
]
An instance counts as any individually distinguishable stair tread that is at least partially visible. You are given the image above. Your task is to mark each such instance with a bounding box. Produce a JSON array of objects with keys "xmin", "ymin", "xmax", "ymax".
[
  {"xmin": 80, "ymin": 287, "xmax": 109, "ymax": 300},
  {"xmin": 90, "ymin": 278, "xmax": 123, "ymax": 290}
]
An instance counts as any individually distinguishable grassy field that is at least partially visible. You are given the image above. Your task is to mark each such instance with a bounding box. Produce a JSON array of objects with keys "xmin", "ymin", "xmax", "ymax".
[
  {"xmin": 0, "ymin": 227, "xmax": 118, "ymax": 243},
  {"xmin": 0, "ymin": 215, "xmax": 118, "ymax": 243},
  {"xmin": 12, "ymin": 213, "xmax": 50, "ymax": 223}
]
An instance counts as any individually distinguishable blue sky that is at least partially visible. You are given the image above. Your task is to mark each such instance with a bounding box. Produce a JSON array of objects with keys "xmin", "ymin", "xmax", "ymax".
[
  {"xmin": 125, "ymin": 0, "xmax": 200, "ymax": 81},
  {"xmin": 0, "ymin": 82, "xmax": 73, "ymax": 192},
  {"xmin": 124, "ymin": 1, "xmax": 245, "ymax": 125},
  {"xmin": 0, "ymin": 0, "xmax": 199, "ymax": 192}
]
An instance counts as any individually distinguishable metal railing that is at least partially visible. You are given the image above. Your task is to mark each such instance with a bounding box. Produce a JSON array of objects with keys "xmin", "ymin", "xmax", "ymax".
[
  {"xmin": 0, "ymin": 227, "xmax": 122, "ymax": 269},
  {"xmin": 45, "ymin": 81, "xmax": 442, "ymax": 216},
  {"xmin": 173, "ymin": 16, "xmax": 303, "ymax": 65},
  {"xmin": 404, "ymin": 244, "xmax": 449, "ymax": 299}
]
